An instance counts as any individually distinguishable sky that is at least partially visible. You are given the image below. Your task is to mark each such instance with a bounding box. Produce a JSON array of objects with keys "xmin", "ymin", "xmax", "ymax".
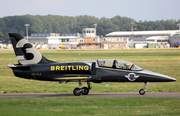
[{"xmin": 0, "ymin": 0, "xmax": 180, "ymax": 21}]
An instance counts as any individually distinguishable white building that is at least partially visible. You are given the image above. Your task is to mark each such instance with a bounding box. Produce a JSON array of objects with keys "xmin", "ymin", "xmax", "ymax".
[
  {"xmin": 106, "ymin": 30, "xmax": 180, "ymax": 37},
  {"xmin": 27, "ymin": 33, "xmax": 80, "ymax": 49},
  {"xmin": 105, "ymin": 30, "xmax": 180, "ymax": 48},
  {"xmin": 27, "ymin": 28, "xmax": 101, "ymax": 49},
  {"xmin": 82, "ymin": 28, "xmax": 96, "ymax": 38}
]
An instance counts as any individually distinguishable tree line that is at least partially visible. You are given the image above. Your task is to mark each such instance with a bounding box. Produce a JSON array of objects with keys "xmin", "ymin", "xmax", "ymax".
[{"xmin": 0, "ymin": 15, "xmax": 180, "ymax": 43}]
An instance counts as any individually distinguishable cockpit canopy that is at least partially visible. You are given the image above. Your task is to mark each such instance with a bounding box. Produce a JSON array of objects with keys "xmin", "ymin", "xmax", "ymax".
[{"xmin": 97, "ymin": 59, "xmax": 142, "ymax": 70}]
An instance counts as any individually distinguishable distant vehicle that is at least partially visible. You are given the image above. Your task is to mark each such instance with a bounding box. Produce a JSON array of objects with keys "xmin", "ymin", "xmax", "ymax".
[
  {"xmin": 61, "ymin": 44, "xmax": 65, "ymax": 49},
  {"xmin": 3, "ymin": 46, "xmax": 8, "ymax": 49},
  {"xmin": 7, "ymin": 33, "xmax": 176, "ymax": 96},
  {"xmin": 174, "ymin": 42, "xmax": 180, "ymax": 47},
  {"xmin": 70, "ymin": 46, "xmax": 77, "ymax": 49}
]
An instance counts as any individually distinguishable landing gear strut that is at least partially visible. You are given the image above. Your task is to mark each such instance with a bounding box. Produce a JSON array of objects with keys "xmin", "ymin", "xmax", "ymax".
[
  {"xmin": 139, "ymin": 82, "xmax": 147, "ymax": 95},
  {"xmin": 73, "ymin": 80, "xmax": 92, "ymax": 96}
]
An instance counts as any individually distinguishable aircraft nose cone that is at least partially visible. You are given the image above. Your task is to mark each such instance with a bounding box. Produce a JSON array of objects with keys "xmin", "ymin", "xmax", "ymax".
[
  {"xmin": 139, "ymin": 70, "xmax": 176, "ymax": 82},
  {"xmin": 164, "ymin": 75, "xmax": 176, "ymax": 81},
  {"xmin": 153, "ymin": 74, "xmax": 176, "ymax": 82}
]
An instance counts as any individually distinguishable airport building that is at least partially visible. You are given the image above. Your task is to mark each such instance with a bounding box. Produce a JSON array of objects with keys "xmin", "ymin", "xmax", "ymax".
[
  {"xmin": 26, "ymin": 28, "xmax": 180, "ymax": 49},
  {"xmin": 28, "ymin": 28, "xmax": 102, "ymax": 49},
  {"xmin": 105, "ymin": 30, "xmax": 180, "ymax": 48},
  {"xmin": 77, "ymin": 28, "xmax": 128, "ymax": 49},
  {"xmin": 100, "ymin": 36, "xmax": 129, "ymax": 49},
  {"xmin": 77, "ymin": 28, "xmax": 101, "ymax": 49},
  {"xmin": 28, "ymin": 32, "xmax": 80, "ymax": 49}
]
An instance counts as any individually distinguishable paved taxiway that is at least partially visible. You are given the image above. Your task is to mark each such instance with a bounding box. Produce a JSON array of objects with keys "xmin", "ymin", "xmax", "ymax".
[{"xmin": 0, "ymin": 92, "xmax": 180, "ymax": 98}]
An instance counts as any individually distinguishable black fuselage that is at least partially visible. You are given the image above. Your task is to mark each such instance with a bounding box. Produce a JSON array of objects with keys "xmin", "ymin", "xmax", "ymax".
[{"xmin": 11, "ymin": 61, "xmax": 176, "ymax": 83}]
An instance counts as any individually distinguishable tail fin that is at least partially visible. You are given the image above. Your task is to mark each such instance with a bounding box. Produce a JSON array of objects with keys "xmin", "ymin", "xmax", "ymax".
[{"xmin": 9, "ymin": 33, "xmax": 54, "ymax": 65}]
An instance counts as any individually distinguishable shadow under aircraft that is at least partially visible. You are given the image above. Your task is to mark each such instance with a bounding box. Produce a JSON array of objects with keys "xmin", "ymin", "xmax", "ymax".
[{"xmin": 7, "ymin": 33, "xmax": 176, "ymax": 96}]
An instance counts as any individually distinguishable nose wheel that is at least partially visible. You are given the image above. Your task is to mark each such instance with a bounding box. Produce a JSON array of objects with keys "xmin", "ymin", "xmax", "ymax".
[
  {"xmin": 139, "ymin": 89, "xmax": 145, "ymax": 95},
  {"xmin": 139, "ymin": 82, "xmax": 147, "ymax": 95},
  {"xmin": 73, "ymin": 80, "xmax": 91, "ymax": 96}
]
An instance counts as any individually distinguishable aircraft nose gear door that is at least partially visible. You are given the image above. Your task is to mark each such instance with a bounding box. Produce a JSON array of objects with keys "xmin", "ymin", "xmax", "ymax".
[{"xmin": 73, "ymin": 80, "xmax": 90, "ymax": 96}]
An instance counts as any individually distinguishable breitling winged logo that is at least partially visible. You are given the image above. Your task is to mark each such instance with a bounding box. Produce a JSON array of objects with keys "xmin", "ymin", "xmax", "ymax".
[{"xmin": 125, "ymin": 73, "xmax": 139, "ymax": 81}]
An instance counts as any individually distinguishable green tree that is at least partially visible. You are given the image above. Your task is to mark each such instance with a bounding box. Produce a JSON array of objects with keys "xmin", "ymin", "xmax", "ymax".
[
  {"xmin": 0, "ymin": 31, "xmax": 4, "ymax": 41},
  {"xmin": 0, "ymin": 14, "xmax": 180, "ymax": 39},
  {"xmin": 96, "ymin": 27, "xmax": 106, "ymax": 36}
]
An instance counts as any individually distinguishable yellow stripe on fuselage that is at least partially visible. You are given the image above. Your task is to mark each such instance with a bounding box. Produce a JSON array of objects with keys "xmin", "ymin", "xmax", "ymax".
[
  {"xmin": 55, "ymin": 77, "xmax": 88, "ymax": 80},
  {"xmin": 8, "ymin": 66, "xmax": 16, "ymax": 68},
  {"xmin": 7, "ymin": 64, "xmax": 16, "ymax": 68}
]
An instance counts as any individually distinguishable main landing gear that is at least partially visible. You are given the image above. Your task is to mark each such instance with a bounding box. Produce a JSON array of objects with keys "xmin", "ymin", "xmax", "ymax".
[
  {"xmin": 73, "ymin": 80, "xmax": 92, "ymax": 96},
  {"xmin": 139, "ymin": 82, "xmax": 147, "ymax": 95}
]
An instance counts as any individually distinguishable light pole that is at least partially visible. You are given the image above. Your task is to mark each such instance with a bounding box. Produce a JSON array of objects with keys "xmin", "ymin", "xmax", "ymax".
[
  {"xmin": 93, "ymin": 24, "xmax": 97, "ymax": 36},
  {"xmin": 93, "ymin": 23, "xmax": 97, "ymax": 29},
  {"xmin": 25, "ymin": 23, "xmax": 30, "ymax": 41},
  {"xmin": 177, "ymin": 23, "xmax": 180, "ymax": 36},
  {"xmin": 130, "ymin": 21, "xmax": 136, "ymax": 48}
]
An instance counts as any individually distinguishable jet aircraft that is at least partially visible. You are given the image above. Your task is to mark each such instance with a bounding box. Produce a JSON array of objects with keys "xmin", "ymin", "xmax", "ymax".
[{"xmin": 7, "ymin": 33, "xmax": 176, "ymax": 96}]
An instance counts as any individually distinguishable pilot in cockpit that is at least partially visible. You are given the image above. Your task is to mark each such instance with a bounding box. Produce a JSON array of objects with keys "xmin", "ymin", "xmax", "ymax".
[{"xmin": 124, "ymin": 63, "xmax": 131, "ymax": 69}]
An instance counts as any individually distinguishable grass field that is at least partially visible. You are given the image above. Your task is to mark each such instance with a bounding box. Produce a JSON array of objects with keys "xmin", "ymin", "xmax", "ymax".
[
  {"xmin": 0, "ymin": 49, "xmax": 179, "ymax": 93},
  {"xmin": 0, "ymin": 97, "xmax": 180, "ymax": 116},
  {"xmin": 0, "ymin": 49, "xmax": 180, "ymax": 116}
]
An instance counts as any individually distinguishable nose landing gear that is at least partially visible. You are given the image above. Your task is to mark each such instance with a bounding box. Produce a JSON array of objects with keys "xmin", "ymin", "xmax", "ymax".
[
  {"xmin": 73, "ymin": 80, "xmax": 92, "ymax": 96},
  {"xmin": 139, "ymin": 82, "xmax": 147, "ymax": 95}
]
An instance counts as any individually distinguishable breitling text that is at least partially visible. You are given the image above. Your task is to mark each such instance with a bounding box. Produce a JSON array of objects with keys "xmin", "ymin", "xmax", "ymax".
[{"xmin": 50, "ymin": 65, "xmax": 89, "ymax": 71}]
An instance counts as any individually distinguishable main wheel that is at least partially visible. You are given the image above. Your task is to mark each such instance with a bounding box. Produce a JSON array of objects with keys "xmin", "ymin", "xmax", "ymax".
[
  {"xmin": 81, "ymin": 87, "xmax": 89, "ymax": 95},
  {"xmin": 139, "ymin": 89, "xmax": 146, "ymax": 95},
  {"xmin": 73, "ymin": 88, "xmax": 82, "ymax": 96}
]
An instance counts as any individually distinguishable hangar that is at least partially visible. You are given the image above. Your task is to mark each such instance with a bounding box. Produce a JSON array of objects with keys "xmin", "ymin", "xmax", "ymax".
[
  {"xmin": 105, "ymin": 30, "xmax": 180, "ymax": 48},
  {"xmin": 106, "ymin": 30, "xmax": 179, "ymax": 38}
]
